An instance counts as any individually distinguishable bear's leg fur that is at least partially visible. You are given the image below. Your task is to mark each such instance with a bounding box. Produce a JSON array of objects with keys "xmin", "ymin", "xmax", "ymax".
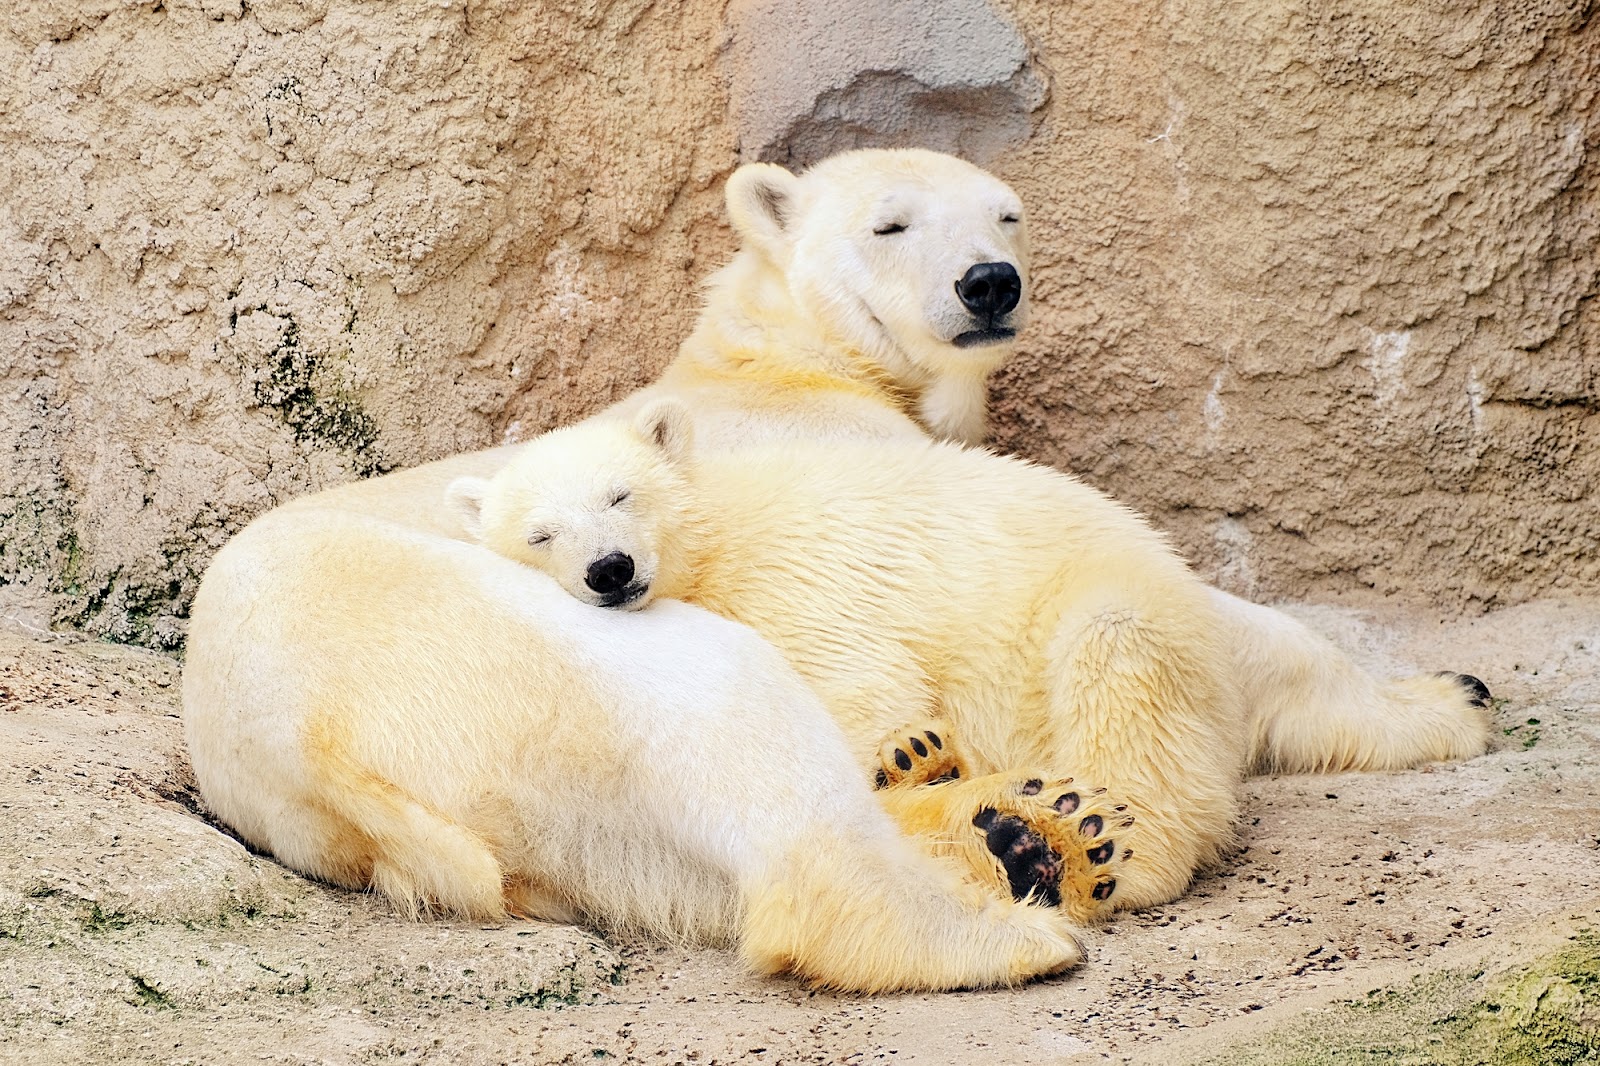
[
  {"xmin": 1029, "ymin": 580, "xmax": 1247, "ymax": 911},
  {"xmin": 738, "ymin": 822, "xmax": 1087, "ymax": 991},
  {"xmin": 1213, "ymin": 590, "xmax": 1494, "ymax": 773},
  {"xmin": 290, "ymin": 738, "xmax": 510, "ymax": 921}
]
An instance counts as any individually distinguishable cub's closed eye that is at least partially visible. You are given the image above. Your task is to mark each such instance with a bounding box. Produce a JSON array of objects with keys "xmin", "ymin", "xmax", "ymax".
[
  {"xmin": 873, "ymin": 222, "xmax": 907, "ymax": 235},
  {"xmin": 609, "ymin": 490, "xmax": 630, "ymax": 507},
  {"xmin": 528, "ymin": 532, "xmax": 552, "ymax": 547},
  {"xmin": 1000, "ymin": 214, "xmax": 1020, "ymax": 224}
]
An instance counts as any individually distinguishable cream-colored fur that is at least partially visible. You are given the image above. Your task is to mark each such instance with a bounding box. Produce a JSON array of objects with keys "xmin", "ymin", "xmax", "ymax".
[
  {"xmin": 183, "ymin": 147, "xmax": 1489, "ymax": 990},
  {"xmin": 609, "ymin": 148, "xmax": 1031, "ymax": 449},
  {"xmin": 608, "ymin": 148, "xmax": 1490, "ymax": 778},
  {"xmin": 183, "ymin": 452, "xmax": 1086, "ymax": 992},
  {"xmin": 455, "ymin": 403, "xmax": 1250, "ymax": 913}
]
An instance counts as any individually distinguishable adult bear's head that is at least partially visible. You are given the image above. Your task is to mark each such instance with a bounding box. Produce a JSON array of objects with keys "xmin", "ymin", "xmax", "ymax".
[{"xmin": 723, "ymin": 149, "xmax": 1032, "ymax": 389}]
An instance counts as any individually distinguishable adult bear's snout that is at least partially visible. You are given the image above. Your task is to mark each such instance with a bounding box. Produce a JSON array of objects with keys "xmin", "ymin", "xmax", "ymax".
[
  {"xmin": 955, "ymin": 262, "xmax": 1021, "ymax": 318},
  {"xmin": 586, "ymin": 552, "xmax": 635, "ymax": 596}
]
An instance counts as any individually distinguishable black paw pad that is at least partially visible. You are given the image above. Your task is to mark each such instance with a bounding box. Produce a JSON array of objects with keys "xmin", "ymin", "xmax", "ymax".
[
  {"xmin": 1020, "ymin": 778, "xmax": 1043, "ymax": 796},
  {"xmin": 1079, "ymin": 814, "xmax": 1104, "ymax": 838},
  {"xmin": 974, "ymin": 808, "xmax": 1063, "ymax": 907},
  {"xmin": 933, "ymin": 765, "xmax": 961, "ymax": 782},
  {"xmin": 1092, "ymin": 879, "xmax": 1117, "ymax": 902},
  {"xmin": 1087, "ymin": 841, "xmax": 1115, "ymax": 865},
  {"xmin": 1053, "ymin": 792, "xmax": 1080, "ymax": 815},
  {"xmin": 925, "ymin": 730, "xmax": 943, "ymax": 750},
  {"xmin": 894, "ymin": 748, "xmax": 912, "ymax": 772},
  {"xmin": 1440, "ymin": 672, "xmax": 1492, "ymax": 708}
]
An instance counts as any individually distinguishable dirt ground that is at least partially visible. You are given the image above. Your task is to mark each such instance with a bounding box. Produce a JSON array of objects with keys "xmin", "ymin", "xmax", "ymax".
[{"xmin": 3, "ymin": 596, "xmax": 1597, "ymax": 1065}]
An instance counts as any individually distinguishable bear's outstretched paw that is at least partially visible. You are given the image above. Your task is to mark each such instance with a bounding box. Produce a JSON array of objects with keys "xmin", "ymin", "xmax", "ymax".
[
  {"xmin": 966, "ymin": 773, "xmax": 1129, "ymax": 925},
  {"xmin": 1436, "ymin": 671, "xmax": 1492, "ymax": 708},
  {"xmin": 875, "ymin": 717, "xmax": 968, "ymax": 788}
]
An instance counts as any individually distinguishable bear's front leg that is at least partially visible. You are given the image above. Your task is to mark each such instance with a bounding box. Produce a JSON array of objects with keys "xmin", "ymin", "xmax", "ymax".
[{"xmin": 875, "ymin": 770, "xmax": 1131, "ymax": 926}]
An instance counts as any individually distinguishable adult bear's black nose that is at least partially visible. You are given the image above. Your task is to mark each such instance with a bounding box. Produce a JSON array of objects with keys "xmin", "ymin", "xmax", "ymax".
[
  {"xmin": 955, "ymin": 262, "xmax": 1022, "ymax": 318},
  {"xmin": 585, "ymin": 552, "xmax": 635, "ymax": 596}
]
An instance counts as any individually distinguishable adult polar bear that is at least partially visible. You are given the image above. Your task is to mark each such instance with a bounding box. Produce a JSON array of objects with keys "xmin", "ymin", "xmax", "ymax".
[
  {"xmin": 622, "ymin": 149, "xmax": 1490, "ymax": 775},
  {"xmin": 184, "ymin": 148, "xmax": 1487, "ymax": 991}
]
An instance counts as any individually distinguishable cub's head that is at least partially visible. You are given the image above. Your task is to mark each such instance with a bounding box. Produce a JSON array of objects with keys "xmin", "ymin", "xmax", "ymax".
[
  {"xmin": 448, "ymin": 401, "xmax": 698, "ymax": 611},
  {"xmin": 724, "ymin": 148, "xmax": 1031, "ymax": 378}
]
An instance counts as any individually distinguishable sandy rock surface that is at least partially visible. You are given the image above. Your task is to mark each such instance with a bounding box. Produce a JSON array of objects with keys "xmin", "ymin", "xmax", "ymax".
[{"xmin": 3, "ymin": 597, "xmax": 1595, "ymax": 1064}]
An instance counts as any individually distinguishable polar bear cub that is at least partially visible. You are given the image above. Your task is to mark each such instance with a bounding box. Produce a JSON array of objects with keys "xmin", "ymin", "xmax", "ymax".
[
  {"xmin": 184, "ymin": 457, "xmax": 1089, "ymax": 993},
  {"xmin": 450, "ymin": 400, "xmax": 1247, "ymax": 917}
]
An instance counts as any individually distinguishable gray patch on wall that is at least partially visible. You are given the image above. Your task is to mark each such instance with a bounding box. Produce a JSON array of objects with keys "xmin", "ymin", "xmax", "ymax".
[{"xmin": 724, "ymin": 0, "xmax": 1049, "ymax": 167}]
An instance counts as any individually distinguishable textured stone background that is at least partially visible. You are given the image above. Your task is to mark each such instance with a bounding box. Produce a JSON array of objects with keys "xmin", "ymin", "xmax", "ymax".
[{"xmin": 2, "ymin": 0, "xmax": 1596, "ymax": 647}]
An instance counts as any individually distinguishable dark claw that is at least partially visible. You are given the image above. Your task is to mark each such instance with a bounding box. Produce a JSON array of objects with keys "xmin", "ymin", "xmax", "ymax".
[
  {"xmin": 925, "ymin": 730, "xmax": 942, "ymax": 750},
  {"xmin": 973, "ymin": 806, "xmax": 1001, "ymax": 831},
  {"xmin": 1439, "ymin": 672, "xmax": 1492, "ymax": 708},
  {"xmin": 909, "ymin": 736, "xmax": 928, "ymax": 758},
  {"xmin": 1079, "ymin": 814, "xmax": 1104, "ymax": 837},
  {"xmin": 1021, "ymin": 778, "xmax": 1043, "ymax": 795},
  {"xmin": 1122, "ymin": 847, "xmax": 1135, "ymax": 860},
  {"xmin": 1053, "ymin": 792, "xmax": 1080, "ymax": 815},
  {"xmin": 1092, "ymin": 879, "xmax": 1117, "ymax": 902},
  {"xmin": 1087, "ymin": 841, "xmax": 1115, "ymax": 864},
  {"xmin": 948, "ymin": 765, "xmax": 960, "ymax": 779},
  {"xmin": 894, "ymin": 748, "xmax": 912, "ymax": 772},
  {"xmin": 874, "ymin": 768, "xmax": 889, "ymax": 789}
]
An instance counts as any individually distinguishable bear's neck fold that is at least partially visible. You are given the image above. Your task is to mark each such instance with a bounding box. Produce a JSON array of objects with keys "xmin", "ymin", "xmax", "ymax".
[{"xmin": 672, "ymin": 252, "xmax": 930, "ymax": 425}]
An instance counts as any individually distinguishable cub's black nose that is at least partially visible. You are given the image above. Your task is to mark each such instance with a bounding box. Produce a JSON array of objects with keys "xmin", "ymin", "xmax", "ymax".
[
  {"xmin": 955, "ymin": 261, "xmax": 1021, "ymax": 318},
  {"xmin": 585, "ymin": 552, "xmax": 635, "ymax": 595}
]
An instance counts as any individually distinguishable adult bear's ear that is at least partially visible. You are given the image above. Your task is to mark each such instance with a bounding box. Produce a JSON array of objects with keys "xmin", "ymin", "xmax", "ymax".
[
  {"xmin": 445, "ymin": 476, "xmax": 491, "ymax": 540},
  {"xmin": 725, "ymin": 162, "xmax": 799, "ymax": 260},
  {"xmin": 633, "ymin": 398, "xmax": 694, "ymax": 464}
]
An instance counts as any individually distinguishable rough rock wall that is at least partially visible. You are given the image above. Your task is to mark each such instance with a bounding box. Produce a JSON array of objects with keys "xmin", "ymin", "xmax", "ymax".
[
  {"xmin": 3, "ymin": 0, "xmax": 1597, "ymax": 647},
  {"xmin": 984, "ymin": 0, "xmax": 1599, "ymax": 611},
  {"xmin": 1, "ymin": 0, "xmax": 736, "ymax": 646}
]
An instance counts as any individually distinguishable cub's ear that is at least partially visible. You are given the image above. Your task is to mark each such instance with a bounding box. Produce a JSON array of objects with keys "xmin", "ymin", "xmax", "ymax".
[
  {"xmin": 633, "ymin": 399, "xmax": 694, "ymax": 464},
  {"xmin": 725, "ymin": 162, "xmax": 799, "ymax": 259},
  {"xmin": 445, "ymin": 476, "xmax": 491, "ymax": 541}
]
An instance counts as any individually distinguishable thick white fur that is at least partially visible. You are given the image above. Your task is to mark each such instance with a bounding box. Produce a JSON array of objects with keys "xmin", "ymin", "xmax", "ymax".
[
  {"xmin": 613, "ymin": 148, "xmax": 1490, "ymax": 776},
  {"xmin": 459, "ymin": 405, "xmax": 1249, "ymax": 911},
  {"xmin": 184, "ymin": 148, "xmax": 1489, "ymax": 989},
  {"xmin": 610, "ymin": 148, "xmax": 1031, "ymax": 448},
  {"xmin": 183, "ymin": 457, "xmax": 1085, "ymax": 992}
]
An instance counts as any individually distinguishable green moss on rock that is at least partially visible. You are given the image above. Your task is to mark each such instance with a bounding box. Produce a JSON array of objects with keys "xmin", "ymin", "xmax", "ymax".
[
  {"xmin": 246, "ymin": 311, "xmax": 389, "ymax": 479},
  {"xmin": 1183, "ymin": 931, "xmax": 1600, "ymax": 1066}
]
